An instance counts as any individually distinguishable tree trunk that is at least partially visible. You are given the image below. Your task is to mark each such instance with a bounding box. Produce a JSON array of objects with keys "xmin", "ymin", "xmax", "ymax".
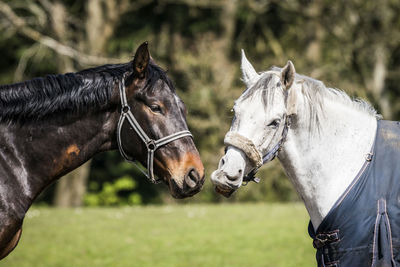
[
  {"xmin": 370, "ymin": 44, "xmax": 391, "ymax": 119},
  {"xmin": 214, "ymin": 0, "xmax": 237, "ymax": 91},
  {"xmin": 52, "ymin": 0, "xmax": 127, "ymax": 207},
  {"xmin": 305, "ymin": 1, "xmax": 323, "ymax": 63},
  {"xmin": 51, "ymin": 1, "xmax": 87, "ymax": 207},
  {"xmin": 54, "ymin": 161, "xmax": 91, "ymax": 207}
]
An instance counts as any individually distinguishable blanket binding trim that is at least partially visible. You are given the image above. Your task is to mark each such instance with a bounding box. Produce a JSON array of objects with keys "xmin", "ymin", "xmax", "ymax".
[{"xmin": 313, "ymin": 124, "xmax": 379, "ymax": 233}]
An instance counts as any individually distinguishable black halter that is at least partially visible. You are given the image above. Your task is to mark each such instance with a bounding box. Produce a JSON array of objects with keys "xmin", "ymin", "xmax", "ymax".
[
  {"xmin": 242, "ymin": 115, "xmax": 291, "ymax": 184},
  {"xmin": 117, "ymin": 73, "xmax": 193, "ymax": 184}
]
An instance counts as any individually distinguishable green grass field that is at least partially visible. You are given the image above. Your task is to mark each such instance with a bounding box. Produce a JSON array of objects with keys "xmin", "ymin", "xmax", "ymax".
[{"xmin": 0, "ymin": 203, "xmax": 315, "ymax": 267}]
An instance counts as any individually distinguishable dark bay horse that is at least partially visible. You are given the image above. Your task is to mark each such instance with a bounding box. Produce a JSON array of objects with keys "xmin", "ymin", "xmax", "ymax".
[{"xmin": 0, "ymin": 42, "xmax": 205, "ymax": 259}]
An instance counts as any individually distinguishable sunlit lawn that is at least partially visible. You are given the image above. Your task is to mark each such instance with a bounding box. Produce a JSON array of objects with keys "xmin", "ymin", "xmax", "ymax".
[{"xmin": 0, "ymin": 203, "xmax": 315, "ymax": 267}]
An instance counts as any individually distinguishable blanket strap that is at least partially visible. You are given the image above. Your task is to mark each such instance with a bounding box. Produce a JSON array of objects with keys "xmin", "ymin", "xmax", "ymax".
[{"xmin": 313, "ymin": 230, "xmax": 340, "ymax": 249}]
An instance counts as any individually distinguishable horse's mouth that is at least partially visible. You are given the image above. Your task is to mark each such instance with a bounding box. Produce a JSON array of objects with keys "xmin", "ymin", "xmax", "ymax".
[
  {"xmin": 167, "ymin": 175, "xmax": 205, "ymax": 199},
  {"xmin": 210, "ymin": 169, "xmax": 240, "ymax": 198}
]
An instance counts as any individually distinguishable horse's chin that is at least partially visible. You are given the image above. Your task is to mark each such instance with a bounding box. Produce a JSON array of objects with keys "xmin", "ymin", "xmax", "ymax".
[
  {"xmin": 169, "ymin": 187, "xmax": 202, "ymax": 199},
  {"xmin": 215, "ymin": 185, "xmax": 236, "ymax": 198}
]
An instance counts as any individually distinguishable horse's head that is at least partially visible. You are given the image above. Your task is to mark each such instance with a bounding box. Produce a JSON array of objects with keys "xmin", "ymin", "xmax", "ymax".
[
  {"xmin": 117, "ymin": 42, "xmax": 205, "ymax": 198},
  {"xmin": 211, "ymin": 50, "xmax": 296, "ymax": 197}
]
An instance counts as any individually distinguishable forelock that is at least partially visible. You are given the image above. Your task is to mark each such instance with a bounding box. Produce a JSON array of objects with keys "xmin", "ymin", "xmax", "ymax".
[{"xmin": 239, "ymin": 72, "xmax": 283, "ymax": 111}]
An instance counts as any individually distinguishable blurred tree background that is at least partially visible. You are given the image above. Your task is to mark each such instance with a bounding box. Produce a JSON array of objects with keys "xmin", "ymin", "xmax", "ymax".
[{"xmin": 1, "ymin": 0, "xmax": 400, "ymax": 206}]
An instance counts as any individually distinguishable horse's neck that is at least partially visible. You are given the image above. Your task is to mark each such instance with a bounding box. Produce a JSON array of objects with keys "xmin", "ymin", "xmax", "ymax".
[
  {"xmin": 0, "ymin": 110, "xmax": 118, "ymax": 215},
  {"xmin": 278, "ymin": 97, "xmax": 377, "ymax": 230}
]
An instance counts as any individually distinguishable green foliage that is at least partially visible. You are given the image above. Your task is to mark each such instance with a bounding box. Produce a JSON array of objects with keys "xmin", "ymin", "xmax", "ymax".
[
  {"xmin": 88, "ymin": 151, "xmax": 165, "ymax": 205},
  {"xmin": 1, "ymin": 204, "xmax": 314, "ymax": 267},
  {"xmin": 84, "ymin": 176, "xmax": 142, "ymax": 206}
]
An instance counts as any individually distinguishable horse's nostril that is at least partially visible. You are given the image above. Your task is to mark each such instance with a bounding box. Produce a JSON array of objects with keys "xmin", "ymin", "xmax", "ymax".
[
  {"xmin": 238, "ymin": 169, "xmax": 242, "ymax": 174},
  {"xmin": 221, "ymin": 158, "xmax": 225, "ymax": 166},
  {"xmin": 185, "ymin": 169, "xmax": 199, "ymax": 188}
]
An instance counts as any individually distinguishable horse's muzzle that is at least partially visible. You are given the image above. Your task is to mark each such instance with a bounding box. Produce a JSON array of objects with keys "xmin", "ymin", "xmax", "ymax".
[
  {"xmin": 167, "ymin": 166, "xmax": 205, "ymax": 199},
  {"xmin": 210, "ymin": 169, "xmax": 239, "ymax": 198}
]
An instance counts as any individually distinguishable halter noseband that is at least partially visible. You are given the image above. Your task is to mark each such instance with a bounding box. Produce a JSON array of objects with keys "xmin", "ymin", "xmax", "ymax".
[
  {"xmin": 224, "ymin": 114, "xmax": 291, "ymax": 184},
  {"xmin": 117, "ymin": 72, "xmax": 193, "ymax": 184}
]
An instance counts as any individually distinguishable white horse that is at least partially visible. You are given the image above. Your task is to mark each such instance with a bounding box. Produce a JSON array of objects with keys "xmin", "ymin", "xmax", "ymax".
[{"xmin": 210, "ymin": 51, "xmax": 400, "ymax": 266}]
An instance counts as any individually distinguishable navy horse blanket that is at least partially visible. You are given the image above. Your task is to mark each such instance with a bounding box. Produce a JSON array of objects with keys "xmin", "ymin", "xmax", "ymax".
[{"xmin": 309, "ymin": 120, "xmax": 400, "ymax": 267}]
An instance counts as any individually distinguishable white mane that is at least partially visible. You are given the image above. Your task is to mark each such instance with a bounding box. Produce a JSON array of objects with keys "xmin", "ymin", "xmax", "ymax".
[
  {"xmin": 242, "ymin": 67, "xmax": 381, "ymax": 133},
  {"xmin": 296, "ymin": 73, "xmax": 379, "ymax": 116}
]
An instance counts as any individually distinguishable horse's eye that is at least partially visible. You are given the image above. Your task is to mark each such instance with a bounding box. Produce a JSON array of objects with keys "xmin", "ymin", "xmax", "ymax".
[
  {"xmin": 150, "ymin": 104, "xmax": 162, "ymax": 113},
  {"xmin": 268, "ymin": 119, "xmax": 281, "ymax": 128}
]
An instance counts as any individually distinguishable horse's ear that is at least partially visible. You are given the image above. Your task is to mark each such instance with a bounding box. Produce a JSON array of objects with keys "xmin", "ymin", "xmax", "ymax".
[
  {"xmin": 133, "ymin": 41, "xmax": 150, "ymax": 79},
  {"xmin": 241, "ymin": 49, "xmax": 259, "ymax": 87},
  {"xmin": 282, "ymin": 61, "xmax": 297, "ymax": 115},
  {"xmin": 287, "ymin": 86, "xmax": 298, "ymax": 115},
  {"xmin": 281, "ymin": 60, "xmax": 295, "ymax": 90}
]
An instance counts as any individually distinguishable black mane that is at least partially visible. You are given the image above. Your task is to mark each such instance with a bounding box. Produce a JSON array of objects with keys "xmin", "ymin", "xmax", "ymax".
[{"xmin": 0, "ymin": 61, "xmax": 171, "ymax": 124}]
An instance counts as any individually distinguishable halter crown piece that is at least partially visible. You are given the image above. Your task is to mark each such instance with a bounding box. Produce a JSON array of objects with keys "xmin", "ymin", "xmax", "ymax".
[{"xmin": 117, "ymin": 72, "xmax": 193, "ymax": 184}]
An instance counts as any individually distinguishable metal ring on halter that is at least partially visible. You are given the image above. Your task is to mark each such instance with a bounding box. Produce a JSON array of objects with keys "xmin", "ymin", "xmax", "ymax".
[
  {"xmin": 116, "ymin": 72, "xmax": 193, "ymax": 184},
  {"xmin": 147, "ymin": 140, "xmax": 156, "ymax": 151},
  {"xmin": 122, "ymin": 105, "xmax": 130, "ymax": 113}
]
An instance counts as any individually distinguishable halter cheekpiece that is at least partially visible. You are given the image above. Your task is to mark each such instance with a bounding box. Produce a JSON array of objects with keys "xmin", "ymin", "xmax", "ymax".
[{"xmin": 117, "ymin": 72, "xmax": 193, "ymax": 184}]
